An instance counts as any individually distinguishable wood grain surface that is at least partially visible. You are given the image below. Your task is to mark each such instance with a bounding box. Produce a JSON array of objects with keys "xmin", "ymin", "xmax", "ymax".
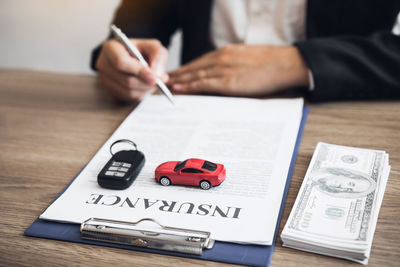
[{"xmin": 0, "ymin": 69, "xmax": 399, "ymax": 267}]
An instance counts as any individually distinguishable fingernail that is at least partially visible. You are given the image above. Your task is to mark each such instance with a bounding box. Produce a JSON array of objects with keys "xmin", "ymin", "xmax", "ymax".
[
  {"xmin": 162, "ymin": 73, "xmax": 169, "ymax": 83},
  {"xmin": 173, "ymin": 83, "xmax": 184, "ymax": 91},
  {"xmin": 156, "ymin": 64, "xmax": 164, "ymax": 76},
  {"xmin": 151, "ymin": 62, "xmax": 164, "ymax": 77}
]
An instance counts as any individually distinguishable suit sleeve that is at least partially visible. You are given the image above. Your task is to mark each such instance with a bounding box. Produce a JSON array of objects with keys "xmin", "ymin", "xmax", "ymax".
[
  {"xmin": 90, "ymin": 0, "xmax": 179, "ymax": 71},
  {"xmin": 295, "ymin": 32, "xmax": 400, "ymax": 101}
]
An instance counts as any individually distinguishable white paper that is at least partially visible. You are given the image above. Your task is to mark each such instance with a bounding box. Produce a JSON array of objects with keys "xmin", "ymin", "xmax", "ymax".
[{"xmin": 40, "ymin": 95, "xmax": 304, "ymax": 245}]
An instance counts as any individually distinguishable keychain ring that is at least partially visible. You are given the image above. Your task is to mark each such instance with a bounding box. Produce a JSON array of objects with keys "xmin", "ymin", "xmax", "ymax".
[{"xmin": 110, "ymin": 139, "xmax": 137, "ymax": 155}]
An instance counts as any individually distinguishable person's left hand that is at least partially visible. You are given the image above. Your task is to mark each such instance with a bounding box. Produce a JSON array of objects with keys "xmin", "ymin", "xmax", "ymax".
[{"xmin": 168, "ymin": 44, "xmax": 310, "ymax": 97}]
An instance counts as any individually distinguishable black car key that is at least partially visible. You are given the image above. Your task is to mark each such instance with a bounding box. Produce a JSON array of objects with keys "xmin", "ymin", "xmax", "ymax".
[{"xmin": 98, "ymin": 139, "xmax": 145, "ymax": 190}]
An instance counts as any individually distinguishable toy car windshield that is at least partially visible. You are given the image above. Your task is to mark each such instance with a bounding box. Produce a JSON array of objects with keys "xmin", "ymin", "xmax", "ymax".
[{"xmin": 174, "ymin": 159, "xmax": 188, "ymax": 171}]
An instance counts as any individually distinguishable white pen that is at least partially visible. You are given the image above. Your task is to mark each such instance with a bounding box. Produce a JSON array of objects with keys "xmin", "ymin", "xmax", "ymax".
[{"xmin": 110, "ymin": 24, "xmax": 175, "ymax": 105}]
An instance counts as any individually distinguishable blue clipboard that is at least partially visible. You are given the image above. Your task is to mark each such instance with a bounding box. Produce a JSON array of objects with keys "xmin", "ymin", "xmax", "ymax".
[{"xmin": 25, "ymin": 107, "xmax": 309, "ymax": 267}]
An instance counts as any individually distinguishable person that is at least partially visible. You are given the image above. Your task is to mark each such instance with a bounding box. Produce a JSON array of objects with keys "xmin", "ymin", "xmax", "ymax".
[
  {"xmin": 312, "ymin": 168, "xmax": 376, "ymax": 198},
  {"xmin": 91, "ymin": 0, "xmax": 400, "ymax": 102}
]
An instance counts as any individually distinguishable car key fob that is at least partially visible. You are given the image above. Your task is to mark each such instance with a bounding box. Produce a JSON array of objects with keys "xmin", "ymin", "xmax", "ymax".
[{"xmin": 98, "ymin": 140, "xmax": 145, "ymax": 190}]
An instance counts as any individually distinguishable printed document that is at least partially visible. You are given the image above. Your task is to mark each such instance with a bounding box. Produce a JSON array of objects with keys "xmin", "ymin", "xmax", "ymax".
[{"xmin": 40, "ymin": 95, "xmax": 304, "ymax": 245}]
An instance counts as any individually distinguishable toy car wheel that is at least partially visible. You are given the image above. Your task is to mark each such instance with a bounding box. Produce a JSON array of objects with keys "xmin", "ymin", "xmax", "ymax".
[
  {"xmin": 160, "ymin": 177, "xmax": 171, "ymax": 186},
  {"xmin": 200, "ymin": 180, "xmax": 211, "ymax": 190}
]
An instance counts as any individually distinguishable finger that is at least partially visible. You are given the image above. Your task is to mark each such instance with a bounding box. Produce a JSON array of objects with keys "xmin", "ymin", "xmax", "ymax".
[
  {"xmin": 169, "ymin": 67, "xmax": 222, "ymax": 84},
  {"xmin": 161, "ymin": 72, "xmax": 169, "ymax": 83},
  {"xmin": 172, "ymin": 78, "xmax": 224, "ymax": 95},
  {"xmin": 99, "ymin": 73, "xmax": 131, "ymax": 101},
  {"xmin": 103, "ymin": 39, "xmax": 156, "ymax": 85},
  {"xmin": 99, "ymin": 74, "xmax": 149, "ymax": 102},
  {"xmin": 99, "ymin": 61, "xmax": 155, "ymax": 92},
  {"xmin": 134, "ymin": 39, "xmax": 168, "ymax": 77},
  {"xmin": 169, "ymin": 53, "xmax": 217, "ymax": 76}
]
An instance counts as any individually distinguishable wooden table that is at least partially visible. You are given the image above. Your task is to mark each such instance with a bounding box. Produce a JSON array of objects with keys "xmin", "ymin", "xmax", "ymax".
[{"xmin": 0, "ymin": 69, "xmax": 399, "ymax": 266}]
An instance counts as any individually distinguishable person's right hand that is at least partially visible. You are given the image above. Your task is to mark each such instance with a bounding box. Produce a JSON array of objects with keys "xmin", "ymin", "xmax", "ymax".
[{"xmin": 96, "ymin": 38, "xmax": 168, "ymax": 102}]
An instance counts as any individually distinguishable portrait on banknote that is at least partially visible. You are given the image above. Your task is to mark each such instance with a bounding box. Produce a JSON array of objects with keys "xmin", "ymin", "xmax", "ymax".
[{"xmin": 311, "ymin": 168, "xmax": 376, "ymax": 198}]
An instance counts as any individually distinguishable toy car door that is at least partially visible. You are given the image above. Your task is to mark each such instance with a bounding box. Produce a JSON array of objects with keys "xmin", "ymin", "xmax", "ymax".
[{"xmin": 179, "ymin": 168, "xmax": 204, "ymax": 186}]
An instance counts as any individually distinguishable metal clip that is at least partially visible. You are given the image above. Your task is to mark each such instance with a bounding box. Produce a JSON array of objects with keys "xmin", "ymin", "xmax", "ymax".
[{"xmin": 80, "ymin": 218, "xmax": 215, "ymax": 255}]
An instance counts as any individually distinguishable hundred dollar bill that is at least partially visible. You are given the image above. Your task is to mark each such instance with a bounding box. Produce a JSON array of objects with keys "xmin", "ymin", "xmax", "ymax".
[{"xmin": 281, "ymin": 142, "xmax": 390, "ymax": 264}]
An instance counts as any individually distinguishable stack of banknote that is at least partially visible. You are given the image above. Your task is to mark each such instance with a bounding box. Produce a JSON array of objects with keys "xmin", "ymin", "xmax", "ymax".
[{"xmin": 281, "ymin": 142, "xmax": 390, "ymax": 264}]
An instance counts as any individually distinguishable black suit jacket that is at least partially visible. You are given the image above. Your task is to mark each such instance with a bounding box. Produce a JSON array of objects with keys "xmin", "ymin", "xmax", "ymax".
[{"xmin": 91, "ymin": 0, "xmax": 400, "ymax": 101}]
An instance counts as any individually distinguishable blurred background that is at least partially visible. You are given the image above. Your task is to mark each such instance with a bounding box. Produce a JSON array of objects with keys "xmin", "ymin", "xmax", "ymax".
[{"xmin": 0, "ymin": 0, "xmax": 181, "ymax": 74}]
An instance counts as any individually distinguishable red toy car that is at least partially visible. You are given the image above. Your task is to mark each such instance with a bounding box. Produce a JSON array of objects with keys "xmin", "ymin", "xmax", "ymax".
[{"xmin": 155, "ymin": 158, "xmax": 226, "ymax": 190}]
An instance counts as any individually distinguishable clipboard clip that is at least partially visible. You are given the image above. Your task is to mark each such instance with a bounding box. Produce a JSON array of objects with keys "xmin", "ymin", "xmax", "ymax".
[{"xmin": 80, "ymin": 218, "xmax": 215, "ymax": 255}]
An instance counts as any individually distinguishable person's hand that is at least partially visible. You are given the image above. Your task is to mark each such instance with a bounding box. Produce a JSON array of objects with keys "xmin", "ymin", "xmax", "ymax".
[
  {"xmin": 168, "ymin": 45, "xmax": 309, "ymax": 97},
  {"xmin": 96, "ymin": 38, "xmax": 168, "ymax": 102}
]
